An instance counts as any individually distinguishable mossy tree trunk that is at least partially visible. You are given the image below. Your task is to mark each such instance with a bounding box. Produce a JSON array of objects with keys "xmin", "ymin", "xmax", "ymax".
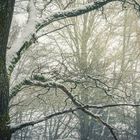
[{"xmin": 0, "ymin": 0, "xmax": 15, "ymax": 139}]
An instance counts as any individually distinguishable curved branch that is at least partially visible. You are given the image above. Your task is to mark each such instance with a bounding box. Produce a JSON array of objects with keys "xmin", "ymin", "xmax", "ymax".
[
  {"xmin": 36, "ymin": 0, "xmax": 118, "ymax": 31},
  {"xmin": 10, "ymin": 107, "xmax": 78, "ymax": 133},
  {"xmin": 8, "ymin": 0, "xmax": 119, "ymax": 76}
]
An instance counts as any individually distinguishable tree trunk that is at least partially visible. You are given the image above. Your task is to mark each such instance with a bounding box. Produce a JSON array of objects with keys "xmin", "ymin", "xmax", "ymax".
[{"xmin": 0, "ymin": 0, "xmax": 15, "ymax": 139}]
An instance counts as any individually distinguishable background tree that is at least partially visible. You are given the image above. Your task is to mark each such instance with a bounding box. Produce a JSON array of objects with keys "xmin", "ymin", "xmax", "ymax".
[{"xmin": 1, "ymin": 0, "xmax": 140, "ymax": 140}]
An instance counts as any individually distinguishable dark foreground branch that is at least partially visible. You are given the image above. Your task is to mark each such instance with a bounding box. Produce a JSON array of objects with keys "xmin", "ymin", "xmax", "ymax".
[
  {"xmin": 10, "ymin": 107, "xmax": 78, "ymax": 133},
  {"xmin": 9, "ymin": 102, "xmax": 140, "ymax": 134},
  {"xmin": 10, "ymin": 76, "xmax": 140, "ymax": 139}
]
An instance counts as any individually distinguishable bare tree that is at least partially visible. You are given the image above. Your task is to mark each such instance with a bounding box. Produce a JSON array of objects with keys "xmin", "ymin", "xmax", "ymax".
[{"xmin": 1, "ymin": 0, "xmax": 140, "ymax": 140}]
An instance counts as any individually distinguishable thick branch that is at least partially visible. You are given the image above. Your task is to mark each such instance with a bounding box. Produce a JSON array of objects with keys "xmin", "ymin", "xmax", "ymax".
[
  {"xmin": 36, "ymin": 0, "xmax": 118, "ymax": 31},
  {"xmin": 10, "ymin": 102, "xmax": 139, "ymax": 133},
  {"xmin": 21, "ymin": 79, "xmax": 119, "ymax": 139},
  {"xmin": 10, "ymin": 76, "xmax": 140, "ymax": 139},
  {"xmin": 8, "ymin": 0, "xmax": 119, "ymax": 76},
  {"xmin": 10, "ymin": 107, "xmax": 79, "ymax": 133}
]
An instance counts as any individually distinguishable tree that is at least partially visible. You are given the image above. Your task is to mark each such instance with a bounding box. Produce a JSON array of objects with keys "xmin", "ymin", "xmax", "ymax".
[
  {"xmin": 1, "ymin": 0, "xmax": 140, "ymax": 140},
  {"xmin": 0, "ymin": 0, "xmax": 15, "ymax": 139}
]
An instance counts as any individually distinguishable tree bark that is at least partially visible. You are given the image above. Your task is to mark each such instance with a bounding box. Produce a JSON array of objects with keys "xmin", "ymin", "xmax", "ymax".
[{"xmin": 0, "ymin": 0, "xmax": 15, "ymax": 139}]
